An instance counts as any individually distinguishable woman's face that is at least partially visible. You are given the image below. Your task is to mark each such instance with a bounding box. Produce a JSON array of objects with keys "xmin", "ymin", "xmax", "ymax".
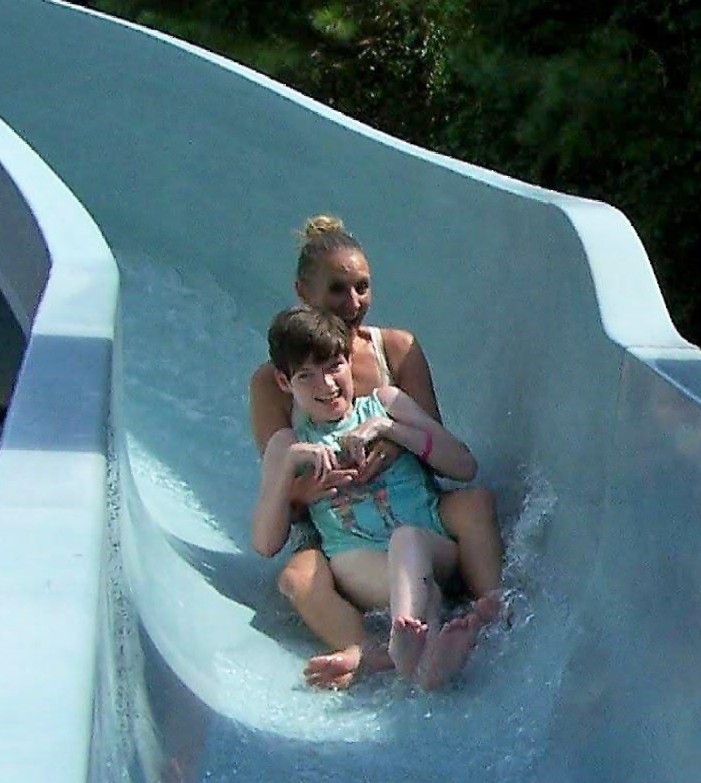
[{"xmin": 298, "ymin": 248, "xmax": 372, "ymax": 329}]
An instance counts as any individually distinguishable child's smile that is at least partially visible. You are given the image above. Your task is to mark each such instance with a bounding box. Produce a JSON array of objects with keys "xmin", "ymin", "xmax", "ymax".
[{"xmin": 314, "ymin": 387, "xmax": 342, "ymax": 403}]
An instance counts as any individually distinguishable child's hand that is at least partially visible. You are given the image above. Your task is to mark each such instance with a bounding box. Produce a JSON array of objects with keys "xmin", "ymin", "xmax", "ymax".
[
  {"xmin": 339, "ymin": 416, "xmax": 391, "ymax": 470},
  {"xmin": 355, "ymin": 439, "xmax": 402, "ymax": 484},
  {"xmin": 291, "ymin": 467, "xmax": 358, "ymax": 505},
  {"xmin": 288, "ymin": 442, "xmax": 340, "ymax": 481}
]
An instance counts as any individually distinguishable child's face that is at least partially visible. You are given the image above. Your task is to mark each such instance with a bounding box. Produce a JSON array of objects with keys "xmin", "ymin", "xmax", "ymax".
[{"xmin": 277, "ymin": 353, "xmax": 353, "ymax": 422}]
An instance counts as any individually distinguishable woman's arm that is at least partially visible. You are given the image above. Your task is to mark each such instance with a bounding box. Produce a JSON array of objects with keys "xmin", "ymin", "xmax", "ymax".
[
  {"xmin": 382, "ymin": 329, "xmax": 442, "ymax": 423},
  {"xmin": 341, "ymin": 386, "xmax": 477, "ymax": 481}
]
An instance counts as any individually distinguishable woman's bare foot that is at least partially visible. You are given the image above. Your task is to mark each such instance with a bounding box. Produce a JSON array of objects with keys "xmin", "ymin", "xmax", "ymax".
[
  {"xmin": 473, "ymin": 590, "xmax": 502, "ymax": 624},
  {"xmin": 389, "ymin": 616, "xmax": 428, "ymax": 678},
  {"xmin": 304, "ymin": 642, "xmax": 393, "ymax": 689},
  {"xmin": 417, "ymin": 612, "xmax": 482, "ymax": 691}
]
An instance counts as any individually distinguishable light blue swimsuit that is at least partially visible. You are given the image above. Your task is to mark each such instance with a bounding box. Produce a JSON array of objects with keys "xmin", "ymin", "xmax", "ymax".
[{"xmin": 294, "ymin": 390, "xmax": 447, "ymax": 558}]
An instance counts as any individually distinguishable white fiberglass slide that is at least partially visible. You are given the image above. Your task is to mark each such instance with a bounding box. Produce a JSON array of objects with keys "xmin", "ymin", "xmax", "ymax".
[{"xmin": 0, "ymin": 2, "xmax": 700, "ymax": 781}]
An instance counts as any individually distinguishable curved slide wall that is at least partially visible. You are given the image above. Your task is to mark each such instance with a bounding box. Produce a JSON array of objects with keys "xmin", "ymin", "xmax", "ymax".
[
  {"xmin": 1, "ymin": 1, "xmax": 701, "ymax": 781},
  {"xmin": 0, "ymin": 116, "xmax": 118, "ymax": 782}
]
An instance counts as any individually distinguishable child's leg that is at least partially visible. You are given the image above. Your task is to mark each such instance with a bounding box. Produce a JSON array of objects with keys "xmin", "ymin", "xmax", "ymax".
[
  {"xmin": 387, "ymin": 526, "xmax": 458, "ymax": 677},
  {"xmin": 279, "ymin": 548, "xmax": 365, "ymax": 650},
  {"xmin": 399, "ymin": 489, "xmax": 502, "ymax": 691},
  {"xmin": 329, "ymin": 548, "xmax": 391, "ymax": 610}
]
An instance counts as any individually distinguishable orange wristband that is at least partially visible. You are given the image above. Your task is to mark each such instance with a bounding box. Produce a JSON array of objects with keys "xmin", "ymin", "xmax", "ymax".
[{"xmin": 419, "ymin": 429, "xmax": 433, "ymax": 461}]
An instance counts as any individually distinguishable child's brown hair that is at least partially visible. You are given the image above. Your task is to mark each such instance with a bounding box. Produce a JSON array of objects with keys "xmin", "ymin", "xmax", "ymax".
[{"xmin": 268, "ymin": 305, "xmax": 350, "ymax": 379}]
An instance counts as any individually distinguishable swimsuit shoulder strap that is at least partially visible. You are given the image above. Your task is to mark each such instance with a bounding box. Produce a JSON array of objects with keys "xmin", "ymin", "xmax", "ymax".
[{"xmin": 368, "ymin": 326, "xmax": 394, "ymax": 386}]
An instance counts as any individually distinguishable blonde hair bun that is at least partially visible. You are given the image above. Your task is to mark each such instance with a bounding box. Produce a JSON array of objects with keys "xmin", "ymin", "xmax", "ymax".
[{"xmin": 304, "ymin": 214, "xmax": 345, "ymax": 237}]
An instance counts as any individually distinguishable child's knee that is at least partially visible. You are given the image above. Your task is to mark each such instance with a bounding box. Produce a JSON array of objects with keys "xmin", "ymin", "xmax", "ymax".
[
  {"xmin": 389, "ymin": 524, "xmax": 424, "ymax": 552},
  {"xmin": 277, "ymin": 552, "xmax": 333, "ymax": 602}
]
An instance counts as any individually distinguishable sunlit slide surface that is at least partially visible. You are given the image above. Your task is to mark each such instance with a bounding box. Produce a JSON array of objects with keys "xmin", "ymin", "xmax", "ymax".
[{"xmin": 1, "ymin": 1, "xmax": 701, "ymax": 781}]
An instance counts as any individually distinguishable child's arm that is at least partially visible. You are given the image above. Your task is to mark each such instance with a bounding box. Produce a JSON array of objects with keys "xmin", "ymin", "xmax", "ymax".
[
  {"xmin": 252, "ymin": 429, "xmax": 338, "ymax": 557},
  {"xmin": 341, "ymin": 386, "xmax": 477, "ymax": 481}
]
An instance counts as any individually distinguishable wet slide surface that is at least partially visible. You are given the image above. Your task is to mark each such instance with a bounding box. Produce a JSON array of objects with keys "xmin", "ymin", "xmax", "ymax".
[{"xmin": 1, "ymin": 2, "xmax": 701, "ymax": 782}]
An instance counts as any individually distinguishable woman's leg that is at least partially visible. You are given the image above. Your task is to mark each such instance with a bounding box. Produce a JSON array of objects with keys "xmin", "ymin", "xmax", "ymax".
[{"xmin": 438, "ymin": 486, "xmax": 503, "ymax": 600}]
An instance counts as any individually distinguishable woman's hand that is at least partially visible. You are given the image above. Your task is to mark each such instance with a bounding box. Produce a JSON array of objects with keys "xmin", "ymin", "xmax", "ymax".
[
  {"xmin": 287, "ymin": 442, "xmax": 359, "ymax": 505},
  {"xmin": 355, "ymin": 439, "xmax": 402, "ymax": 484},
  {"xmin": 339, "ymin": 415, "xmax": 394, "ymax": 477},
  {"xmin": 338, "ymin": 416, "xmax": 387, "ymax": 468}
]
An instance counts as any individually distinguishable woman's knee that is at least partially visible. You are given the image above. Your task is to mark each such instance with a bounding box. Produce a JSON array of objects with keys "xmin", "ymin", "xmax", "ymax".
[
  {"xmin": 440, "ymin": 485, "xmax": 495, "ymax": 528},
  {"xmin": 468, "ymin": 485, "xmax": 495, "ymax": 517}
]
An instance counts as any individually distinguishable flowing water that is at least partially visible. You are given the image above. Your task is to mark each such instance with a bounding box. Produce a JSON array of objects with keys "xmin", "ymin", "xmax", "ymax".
[{"xmin": 110, "ymin": 253, "xmax": 578, "ymax": 782}]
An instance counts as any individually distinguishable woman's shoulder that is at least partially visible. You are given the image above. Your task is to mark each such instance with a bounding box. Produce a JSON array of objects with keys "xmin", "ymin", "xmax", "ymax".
[
  {"xmin": 250, "ymin": 361, "xmax": 291, "ymax": 406},
  {"xmin": 250, "ymin": 361, "xmax": 281, "ymax": 396},
  {"xmin": 376, "ymin": 326, "xmax": 416, "ymax": 356},
  {"xmin": 249, "ymin": 361, "xmax": 293, "ymax": 450},
  {"xmin": 374, "ymin": 327, "xmax": 423, "ymax": 381}
]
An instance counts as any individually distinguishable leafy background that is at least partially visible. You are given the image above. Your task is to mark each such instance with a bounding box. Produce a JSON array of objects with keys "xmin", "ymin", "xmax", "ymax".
[{"xmin": 78, "ymin": 0, "xmax": 701, "ymax": 346}]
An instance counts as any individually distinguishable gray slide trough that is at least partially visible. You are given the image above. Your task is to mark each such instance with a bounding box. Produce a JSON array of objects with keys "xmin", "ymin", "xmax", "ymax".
[{"xmin": 1, "ymin": 1, "xmax": 700, "ymax": 781}]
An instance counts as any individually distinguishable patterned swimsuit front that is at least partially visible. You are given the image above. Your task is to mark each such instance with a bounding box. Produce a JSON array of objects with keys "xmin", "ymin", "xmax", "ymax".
[
  {"xmin": 294, "ymin": 391, "xmax": 447, "ymax": 558},
  {"xmin": 289, "ymin": 327, "xmax": 393, "ymax": 553}
]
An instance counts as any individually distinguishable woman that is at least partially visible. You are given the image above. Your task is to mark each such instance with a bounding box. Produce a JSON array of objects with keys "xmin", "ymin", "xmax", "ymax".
[{"xmin": 249, "ymin": 215, "xmax": 502, "ymax": 688}]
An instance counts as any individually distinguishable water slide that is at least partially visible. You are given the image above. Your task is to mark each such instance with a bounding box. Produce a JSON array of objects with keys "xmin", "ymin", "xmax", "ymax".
[{"xmin": 1, "ymin": 1, "xmax": 701, "ymax": 781}]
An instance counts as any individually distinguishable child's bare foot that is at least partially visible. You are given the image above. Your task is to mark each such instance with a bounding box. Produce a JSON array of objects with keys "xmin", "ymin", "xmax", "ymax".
[
  {"xmin": 389, "ymin": 616, "xmax": 428, "ymax": 678},
  {"xmin": 304, "ymin": 643, "xmax": 393, "ymax": 689},
  {"xmin": 417, "ymin": 612, "xmax": 482, "ymax": 691}
]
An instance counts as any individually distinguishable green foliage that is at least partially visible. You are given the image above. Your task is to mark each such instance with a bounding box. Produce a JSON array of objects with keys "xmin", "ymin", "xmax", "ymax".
[
  {"xmin": 274, "ymin": 1, "xmax": 454, "ymax": 148},
  {"xmin": 442, "ymin": 1, "xmax": 701, "ymax": 343},
  {"xmin": 74, "ymin": 0, "xmax": 700, "ymax": 344}
]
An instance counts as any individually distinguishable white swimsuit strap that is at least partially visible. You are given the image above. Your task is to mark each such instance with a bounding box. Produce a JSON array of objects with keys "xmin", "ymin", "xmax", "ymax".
[{"xmin": 368, "ymin": 326, "xmax": 394, "ymax": 386}]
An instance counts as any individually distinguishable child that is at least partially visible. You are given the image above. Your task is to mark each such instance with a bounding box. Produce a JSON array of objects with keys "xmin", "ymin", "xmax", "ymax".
[{"xmin": 253, "ymin": 305, "xmax": 497, "ymax": 689}]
